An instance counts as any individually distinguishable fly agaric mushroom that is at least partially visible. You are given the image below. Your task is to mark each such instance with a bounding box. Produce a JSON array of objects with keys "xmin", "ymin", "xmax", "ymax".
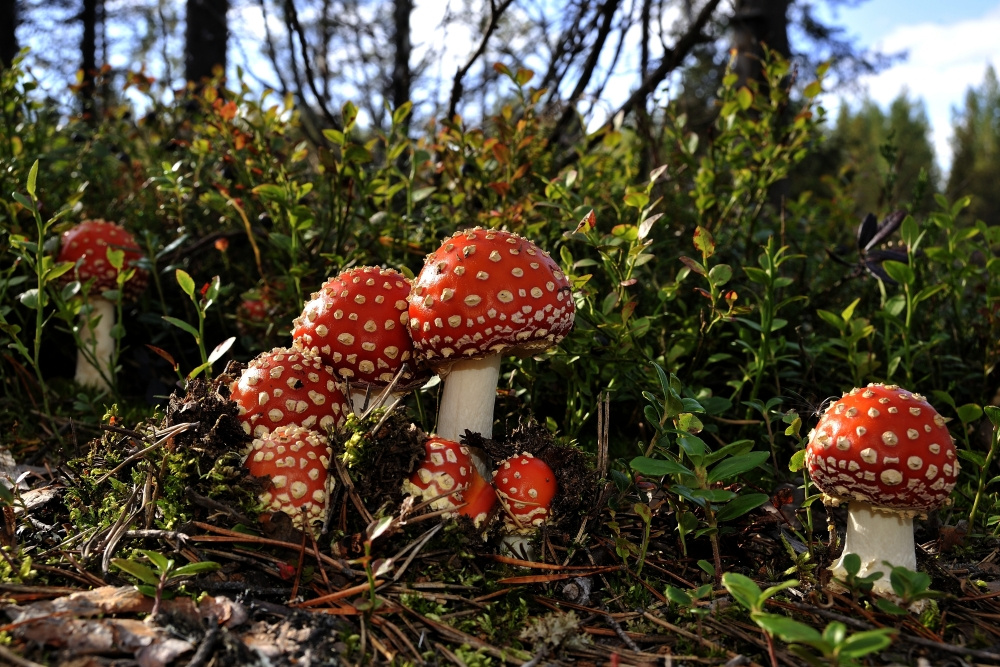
[
  {"xmin": 293, "ymin": 267, "xmax": 422, "ymax": 413},
  {"xmin": 460, "ymin": 467, "xmax": 499, "ymax": 529},
  {"xmin": 402, "ymin": 436, "xmax": 496, "ymax": 527},
  {"xmin": 229, "ymin": 347, "xmax": 350, "ymax": 438},
  {"xmin": 236, "ymin": 285, "xmax": 278, "ymax": 336},
  {"xmin": 245, "ymin": 424, "xmax": 332, "ymax": 535},
  {"xmin": 408, "ymin": 229, "xmax": 575, "ymax": 473},
  {"xmin": 494, "ymin": 452, "xmax": 558, "ymax": 559},
  {"xmin": 56, "ymin": 220, "xmax": 149, "ymax": 392},
  {"xmin": 804, "ymin": 383, "xmax": 959, "ymax": 593}
]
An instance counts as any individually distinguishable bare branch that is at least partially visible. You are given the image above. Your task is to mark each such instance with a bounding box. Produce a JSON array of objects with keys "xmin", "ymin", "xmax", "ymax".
[
  {"xmin": 553, "ymin": 0, "xmax": 723, "ymax": 169},
  {"xmin": 445, "ymin": 0, "xmax": 516, "ymax": 123}
]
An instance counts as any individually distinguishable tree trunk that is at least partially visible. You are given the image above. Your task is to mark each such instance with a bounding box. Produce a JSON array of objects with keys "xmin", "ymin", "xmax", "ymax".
[
  {"xmin": 80, "ymin": 0, "xmax": 98, "ymax": 118},
  {"xmin": 730, "ymin": 0, "xmax": 790, "ymax": 86},
  {"xmin": 390, "ymin": 0, "xmax": 412, "ymax": 125},
  {"xmin": 0, "ymin": 0, "xmax": 17, "ymax": 69},
  {"xmin": 185, "ymin": 0, "xmax": 229, "ymax": 84}
]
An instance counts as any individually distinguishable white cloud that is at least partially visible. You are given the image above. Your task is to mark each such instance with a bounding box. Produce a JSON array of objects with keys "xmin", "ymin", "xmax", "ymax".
[{"xmin": 832, "ymin": 4, "xmax": 1000, "ymax": 174}]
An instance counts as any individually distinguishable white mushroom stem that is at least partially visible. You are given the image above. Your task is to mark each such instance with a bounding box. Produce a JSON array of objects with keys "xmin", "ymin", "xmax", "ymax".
[
  {"xmin": 435, "ymin": 354, "xmax": 501, "ymax": 479},
  {"xmin": 349, "ymin": 388, "xmax": 371, "ymax": 415},
  {"xmin": 830, "ymin": 501, "xmax": 916, "ymax": 594},
  {"xmin": 500, "ymin": 534, "xmax": 536, "ymax": 561},
  {"xmin": 74, "ymin": 297, "xmax": 115, "ymax": 393}
]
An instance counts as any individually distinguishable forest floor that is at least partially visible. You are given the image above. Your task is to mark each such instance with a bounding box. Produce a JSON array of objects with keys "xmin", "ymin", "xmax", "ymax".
[{"xmin": 2, "ymin": 378, "xmax": 1000, "ymax": 667}]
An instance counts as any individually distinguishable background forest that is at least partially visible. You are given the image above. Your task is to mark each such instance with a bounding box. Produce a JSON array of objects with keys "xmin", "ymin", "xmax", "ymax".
[{"xmin": 2, "ymin": 0, "xmax": 1000, "ymax": 665}]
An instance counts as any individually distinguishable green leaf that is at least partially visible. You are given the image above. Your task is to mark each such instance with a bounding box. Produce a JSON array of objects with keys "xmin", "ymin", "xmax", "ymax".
[
  {"xmin": 841, "ymin": 297, "xmax": 860, "ymax": 321},
  {"xmin": 874, "ymin": 598, "xmax": 908, "ymax": 616},
  {"xmin": 913, "ymin": 283, "xmax": 947, "ymax": 305},
  {"xmin": 677, "ymin": 434, "xmax": 709, "ymax": 461},
  {"xmin": 838, "ymin": 629, "xmax": 896, "ymax": 658},
  {"xmin": 803, "ymin": 80, "xmax": 823, "ymax": 99},
  {"xmin": 788, "ymin": 449, "xmax": 806, "ymax": 472},
  {"xmin": 743, "ymin": 266, "xmax": 768, "ymax": 284},
  {"xmin": 111, "ymin": 559, "xmax": 161, "ymax": 586},
  {"xmin": 630, "ymin": 456, "xmax": 692, "ymax": 478},
  {"xmin": 707, "ymin": 451, "xmax": 769, "ymax": 484},
  {"xmin": 163, "ymin": 315, "xmax": 200, "ymax": 339},
  {"xmin": 26, "ymin": 160, "xmax": 39, "ymax": 197},
  {"xmin": 956, "ymin": 449, "xmax": 985, "ymax": 468},
  {"xmin": 665, "ymin": 585, "xmax": 692, "ymax": 606},
  {"xmin": 18, "ymin": 288, "xmax": 40, "ymax": 309},
  {"xmin": 322, "ymin": 128, "xmax": 345, "ymax": 145},
  {"xmin": 985, "ymin": 405, "xmax": 1000, "ymax": 427},
  {"xmin": 187, "ymin": 360, "xmax": 212, "ymax": 380},
  {"xmin": 624, "ymin": 190, "xmax": 649, "ymax": 209},
  {"xmin": 342, "ymin": 101, "xmax": 358, "ymax": 130},
  {"xmin": 139, "ymin": 549, "xmax": 171, "ymax": 572},
  {"xmin": 815, "ymin": 309, "xmax": 843, "ymax": 330},
  {"xmin": 11, "ymin": 191, "xmax": 33, "ymax": 210},
  {"xmin": 721, "ymin": 572, "xmax": 762, "ymax": 612},
  {"xmin": 956, "ymin": 403, "xmax": 983, "ymax": 424},
  {"xmin": 175, "ymin": 269, "xmax": 195, "ymax": 298},
  {"xmin": 708, "ymin": 264, "xmax": 732, "ymax": 286},
  {"xmin": 752, "ymin": 613, "xmax": 823, "ymax": 644},
  {"xmin": 693, "ymin": 226, "xmax": 715, "ymax": 258},
  {"xmin": 882, "ymin": 260, "xmax": 914, "ymax": 286},
  {"xmin": 391, "ymin": 101, "xmax": 413, "ymax": 126},
  {"xmin": 106, "ymin": 247, "xmax": 124, "ymax": 271},
  {"xmin": 170, "ymin": 561, "xmax": 222, "ymax": 578},
  {"xmin": 687, "ymin": 487, "xmax": 736, "ymax": 503},
  {"xmin": 136, "ymin": 584, "xmax": 158, "ymax": 598},
  {"xmin": 412, "ymin": 186, "xmax": 436, "ymax": 203},
  {"xmin": 677, "ymin": 412, "xmax": 704, "ymax": 433},
  {"xmin": 515, "ymin": 67, "xmax": 534, "ymax": 86},
  {"xmin": 715, "ymin": 492, "xmax": 769, "ymax": 522},
  {"xmin": 759, "ymin": 578, "xmax": 800, "ymax": 605},
  {"xmin": 252, "ymin": 183, "xmax": 285, "ymax": 203},
  {"xmin": 45, "ymin": 261, "xmax": 77, "ymax": 283},
  {"xmin": 703, "ymin": 438, "xmax": 753, "ymax": 466},
  {"xmin": 736, "ymin": 86, "xmax": 753, "ymax": 110}
]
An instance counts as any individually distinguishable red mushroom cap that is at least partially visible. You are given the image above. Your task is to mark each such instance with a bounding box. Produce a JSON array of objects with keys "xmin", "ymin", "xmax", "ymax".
[
  {"xmin": 229, "ymin": 347, "xmax": 350, "ymax": 438},
  {"xmin": 236, "ymin": 286, "xmax": 276, "ymax": 334},
  {"xmin": 458, "ymin": 470, "xmax": 498, "ymax": 528},
  {"xmin": 407, "ymin": 228, "xmax": 575, "ymax": 364},
  {"xmin": 293, "ymin": 267, "xmax": 423, "ymax": 388},
  {"xmin": 402, "ymin": 436, "xmax": 476, "ymax": 512},
  {"xmin": 57, "ymin": 219, "xmax": 148, "ymax": 300},
  {"xmin": 245, "ymin": 424, "xmax": 331, "ymax": 533},
  {"xmin": 804, "ymin": 383, "xmax": 959, "ymax": 512},
  {"xmin": 494, "ymin": 452, "xmax": 557, "ymax": 532}
]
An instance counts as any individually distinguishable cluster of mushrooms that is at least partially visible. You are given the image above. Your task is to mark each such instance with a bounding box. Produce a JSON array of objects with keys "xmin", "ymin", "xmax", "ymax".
[
  {"xmin": 231, "ymin": 227, "xmax": 576, "ymax": 552},
  {"xmin": 55, "ymin": 221, "xmax": 574, "ymax": 553},
  {"xmin": 56, "ymin": 220, "xmax": 963, "ymax": 582}
]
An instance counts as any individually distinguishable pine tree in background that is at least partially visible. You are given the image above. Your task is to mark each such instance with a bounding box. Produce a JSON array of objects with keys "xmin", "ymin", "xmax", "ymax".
[
  {"xmin": 947, "ymin": 66, "xmax": 1000, "ymax": 227},
  {"xmin": 831, "ymin": 92, "xmax": 938, "ymax": 217}
]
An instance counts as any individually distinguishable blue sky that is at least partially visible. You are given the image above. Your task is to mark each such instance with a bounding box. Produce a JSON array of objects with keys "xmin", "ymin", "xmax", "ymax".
[{"xmin": 817, "ymin": 0, "xmax": 1000, "ymax": 172}]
